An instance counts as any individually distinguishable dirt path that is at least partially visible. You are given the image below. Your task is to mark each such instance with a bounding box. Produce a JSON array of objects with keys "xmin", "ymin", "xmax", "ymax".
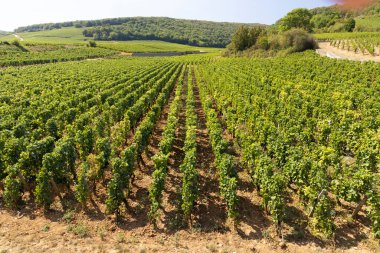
[
  {"xmin": 316, "ymin": 42, "xmax": 380, "ymax": 62},
  {"xmin": 191, "ymin": 66, "xmax": 228, "ymax": 232},
  {"xmin": 0, "ymin": 207, "xmax": 376, "ymax": 253},
  {"xmin": 13, "ymin": 34, "xmax": 24, "ymax": 41}
]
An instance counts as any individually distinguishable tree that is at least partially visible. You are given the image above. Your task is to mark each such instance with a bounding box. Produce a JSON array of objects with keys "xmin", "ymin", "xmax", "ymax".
[
  {"xmin": 310, "ymin": 12, "xmax": 339, "ymax": 30},
  {"xmin": 228, "ymin": 26, "xmax": 265, "ymax": 52},
  {"xmin": 344, "ymin": 18, "xmax": 356, "ymax": 32},
  {"xmin": 229, "ymin": 26, "xmax": 251, "ymax": 52},
  {"xmin": 277, "ymin": 8, "xmax": 313, "ymax": 32}
]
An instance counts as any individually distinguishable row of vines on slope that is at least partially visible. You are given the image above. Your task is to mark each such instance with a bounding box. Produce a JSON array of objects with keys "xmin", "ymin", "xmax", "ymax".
[
  {"xmin": 316, "ymin": 32, "xmax": 380, "ymax": 56},
  {"xmin": 148, "ymin": 66, "xmax": 187, "ymax": 222},
  {"xmin": 194, "ymin": 67, "xmax": 238, "ymax": 220},
  {"xmin": 196, "ymin": 52, "xmax": 380, "ymax": 239},
  {"xmin": 179, "ymin": 68, "xmax": 199, "ymax": 224},
  {"xmin": 0, "ymin": 58, "xmax": 182, "ymax": 211},
  {"xmin": 0, "ymin": 43, "xmax": 117, "ymax": 67},
  {"xmin": 104, "ymin": 64, "xmax": 183, "ymax": 217}
]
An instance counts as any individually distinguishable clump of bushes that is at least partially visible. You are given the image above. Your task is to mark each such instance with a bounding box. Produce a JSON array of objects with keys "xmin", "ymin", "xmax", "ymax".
[
  {"xmin": 9, "ymin": 39, "xmax": 29, "ymax": 52},
  {"xmin": 87, "ymin": 40, "xmax": 97, "ymax": 47},
  {"xmin": 224, "ymin": 26, "xmax": 318, "ymax": 57},
  {"xmin": 276, "ymin": 29, "xmax": 318, "ymax": 53}
]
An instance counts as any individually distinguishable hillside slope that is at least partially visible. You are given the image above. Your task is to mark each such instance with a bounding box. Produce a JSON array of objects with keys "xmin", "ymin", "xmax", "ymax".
[
  {"xmin": 14, "ymin": 17, "xmax": 264, "ymax": 47},
  {"xmin": 0, "ymin": 31, "xmax": 10, "ymax": 37},
  {"xmin": 309, "ymin": 1, "xmax": 380, "ymax": 32}
]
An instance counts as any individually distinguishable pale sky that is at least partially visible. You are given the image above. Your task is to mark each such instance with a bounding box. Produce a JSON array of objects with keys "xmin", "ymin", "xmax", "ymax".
[{"xmin": 1, "ymin": 0, "xmax": 333, "ymax": 31}]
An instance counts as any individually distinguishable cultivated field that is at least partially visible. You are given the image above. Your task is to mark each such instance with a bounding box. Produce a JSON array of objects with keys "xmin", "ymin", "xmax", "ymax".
[{"xmin": 0, "ymin": 38, "xmax": 380, "ymax": 252}]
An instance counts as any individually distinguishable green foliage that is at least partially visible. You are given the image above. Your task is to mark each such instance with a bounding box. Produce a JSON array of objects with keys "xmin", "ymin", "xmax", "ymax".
[
  {"xmin": 105, "ymin": 64, "xmax": 181, "ymax": 215},
  {"xmin": 95, "ymin": 137, "xmax": 111, "ymax": 176},
  {"xmin": 148, "ymin": 152, "xmax": 170, "ymax": 221},
  {"xmin": 3, "ymin": 138, "xmax": 24, "ymax": 166},
  {"xmin": 355, "ymin": 16, "xmax": 380, "ymax": 32},
  {"xmin": 310, "ymin": 12, "xmax": 340, "ymax": 30},
  {"xmin": 226, "ymin": 26, "xmax": 317, "ymax": 56},
  {"xmin": 105, "ymin": 158, "xmax": 129, "ymax": 214},
  {"xmin": 277, "ymin": 8, "xmax": 313, "ymax": 32},
  {"xmin": 87, "ymin": 40, "xmax": 97, "ymax": 47},
  {"xmin": 13, "ymin": 17, "xmax": 264, "ymax": 47},
  {"xmin": 11, "ymin": 39, "xmax": 21, "ymax": 47},
  {"xmin": 3, "ymin": 42, "xmax": 380, "ymax": 241},
  {"xmin": 195, "ymin": 70, "xmax": 239, "ymax": 219},
  {"xmin": 98, "ymin": 40, "xmax": 218, "ymax": 53},
  {"xmin": 148, "ymin": 68, "xmax": 185, "ymax": 222},
  {"xmin": 76, "ymin": 127, "xmax": 94, "ymax": 159},
  {"xmin": 0, "ymin": 45, "xmax": 115, "ymax": 67},
  {"xmin": 80, "ymin": 17, "xmax": 261, "ymax": 47},
  {"xmin": 46, "ymin": 118, "xmax": 59, "ymax": 138},
  {"xmin": 194, "ymin": 52, "xmax": 380, "ymax": 237},
  {"xmin": 368, "ymin": 192, "xmax": 380, "ymax": 238},
  {"xmin": 67, "ymin": 222, "xmax": 90, "ymax": 238},
  {"xmin": 3, "ymin": 166, "xmax": 22, "ymax": 209},
  {"xmin": 35, "ymin": 165, "xmax": 53, "ymax": 209},
  {"xmin": 180, "ymin": 71, "xmax": 198, "ymax": 220},
  {"xmin": 279, "ymin": 29, "xmax": 318, "ymax": 53},
  {"xmin": 229, "ymin": 26, "xmax": 266, "ymax": 52},
  {"xmin": 329, "ymin": 18, "xmax": 356, "ymax": 33},
  {"xmin": 345, "ymin": 18, "xmax": 356, "ymax": 32},
  {"xmin": 75, "ymin": 161, "xmax": 90, "ymax": 206},
  {"xmin": 308, "ymin": 1, "xmax": 380, "ymax": 32},
  {"xmin": 310, "ymin": 194, "xmax": 335, "ymax": 238}
]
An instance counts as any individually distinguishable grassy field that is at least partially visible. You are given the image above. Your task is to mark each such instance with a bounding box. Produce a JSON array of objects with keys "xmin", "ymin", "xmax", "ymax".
[
  {"xmin": 355, "ymin": 15, "xmax": 380, "ymax": 32},
  {"xmin": 98, "ymin": 40, "xmax": 220, "ymax": 53},
  {"xmin": 1, "ymin": 27, "xmax": 86, "ymax": 43},
  {"xmin": 0, "ymin": 27, "xmax": 220, "ymax": 53}
]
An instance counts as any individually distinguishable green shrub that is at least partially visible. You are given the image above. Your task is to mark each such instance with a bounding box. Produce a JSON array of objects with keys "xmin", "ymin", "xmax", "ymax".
[
  {"xmin": 88, "ymin": 40, "xmax": 97, "ymax": 47},
  {"xmin": 279, "ymin": 29, "xmax": 318, "ymax": 53}
]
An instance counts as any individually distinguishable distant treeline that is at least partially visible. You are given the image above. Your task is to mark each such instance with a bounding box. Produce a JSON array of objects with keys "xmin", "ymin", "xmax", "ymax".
[
  {"xmin": 15, "ymin": 17, "xmax": 264, "ymax": 47},
  {"xmin": 15, "ymin": 17, "xmax": 145, "ymax": 32}
]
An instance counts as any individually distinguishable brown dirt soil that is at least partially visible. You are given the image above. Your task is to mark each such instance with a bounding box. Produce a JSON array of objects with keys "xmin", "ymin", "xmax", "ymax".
[
  {"xmin": 316, "ymin": 42, "xmax": 380, "ymax": 62},
  {"xmin": 0, "ymin": 67, "xmax": 379, "ymax": 253},
  {"xmin": 155, "ymin": 67, "xmax": 188, "ymax": 231},
  {"xmin": 0, "ymin": 209, "xmax": 378, "ymax": 253},
  {"xmin": 120, "ymin": 52, "xmax": 133, "ymax": 56}
]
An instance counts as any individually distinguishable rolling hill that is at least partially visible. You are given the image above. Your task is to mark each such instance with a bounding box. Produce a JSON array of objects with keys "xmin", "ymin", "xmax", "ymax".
[
  {"xmin": 14, "ymin": 17, "xmax": 264, "ymax": 47},
  {"xmin": 0, "ymin": 31, "xmax": 10, "ymax": 37}
]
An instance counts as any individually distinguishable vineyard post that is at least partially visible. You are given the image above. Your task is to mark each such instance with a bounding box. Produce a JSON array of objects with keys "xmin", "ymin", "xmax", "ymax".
[
  {"xmin": 352, "ymin": 195, "xmax": 368, "ymax": 219},
  {"xmin": 309, "ymin": 189, "xmax": 327, "ymax": 218},
  {"xmin": 50, "ymin": 178, "xmax": 63, "ymax": 202}
]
